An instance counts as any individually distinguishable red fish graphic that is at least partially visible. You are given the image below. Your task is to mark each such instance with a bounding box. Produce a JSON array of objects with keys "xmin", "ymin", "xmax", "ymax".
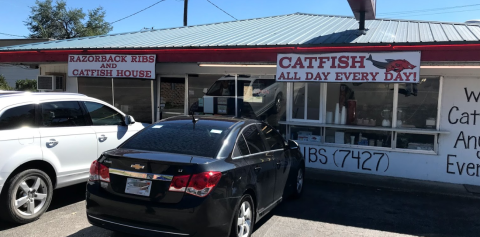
[{"xmin": 366, "ymin": 55, "xmax": 416, "ymax": 73}]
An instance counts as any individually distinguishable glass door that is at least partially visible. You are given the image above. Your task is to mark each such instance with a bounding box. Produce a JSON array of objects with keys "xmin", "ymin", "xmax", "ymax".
[{"xmin": 159, "ymin": 77, "xmax": 185, "ymax": 119}]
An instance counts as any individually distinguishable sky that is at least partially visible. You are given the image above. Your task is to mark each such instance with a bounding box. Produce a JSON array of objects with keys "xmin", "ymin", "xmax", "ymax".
[{"xmin": 1, "ymin": 0, "xmax": 480, "ymax": 39}]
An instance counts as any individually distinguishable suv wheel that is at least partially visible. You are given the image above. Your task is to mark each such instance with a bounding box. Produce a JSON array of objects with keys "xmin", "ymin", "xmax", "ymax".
[{"xmin": 0, "ymin": 169, "xmax": 53, "ymax": 224}]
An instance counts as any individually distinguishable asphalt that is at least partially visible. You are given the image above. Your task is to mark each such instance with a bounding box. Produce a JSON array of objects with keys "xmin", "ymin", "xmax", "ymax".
[
  {"xmin": 305, "ymin": 168, "xmax": 480, "ymax": 199},
  {"xmin": 1, "ymin": 170, "xmax": 480, "ymax": 237}
]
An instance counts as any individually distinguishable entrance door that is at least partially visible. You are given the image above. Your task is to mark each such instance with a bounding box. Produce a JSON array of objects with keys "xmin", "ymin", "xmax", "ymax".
[{"xmin": 159, "ymin": 77, "xmax": 185, "ymax": 119}]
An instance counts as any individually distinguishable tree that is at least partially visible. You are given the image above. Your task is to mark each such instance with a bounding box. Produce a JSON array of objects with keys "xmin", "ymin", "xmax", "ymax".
[
  {"xmin": 0, "ymin": 75, "xmax": 13, "ymax": 91},
  {"xmin": 25, "ymin": 0, "xmax": 112, "ymax": 39},
  {"xmin": 15, "ymin": 79, "xmax": 37, "ymax": 92}
]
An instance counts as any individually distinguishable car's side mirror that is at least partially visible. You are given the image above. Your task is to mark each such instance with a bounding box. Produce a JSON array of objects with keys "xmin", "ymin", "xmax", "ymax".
[
  {"xmin": 203, "ymin": 88, "xmax": 208, "ymax": 94},
  {"xmin": 124, "ymin": 115, "xmax": 136, "ymax": 125},
  {"xmin": 287, "ymin": 140, "xmax": 299, "ymax": 150}
]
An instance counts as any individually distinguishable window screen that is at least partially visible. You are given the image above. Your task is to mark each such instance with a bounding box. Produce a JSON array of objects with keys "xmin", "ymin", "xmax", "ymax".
[
  {"xmin": 84, "ymin": 102, "xmax": 124, "ymax": 126},
  {"xmin": 0, "ymin": 104, "xmax": 35, "ymax": 130},
  {"xmin": 41, "ymin": 101, "xmax": 87, "ymax": 127}
]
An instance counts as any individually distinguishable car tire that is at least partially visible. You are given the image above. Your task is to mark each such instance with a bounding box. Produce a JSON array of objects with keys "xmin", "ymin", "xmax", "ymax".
[
  {"xmin": 291, "ymin": 166, "xmax": 304, "ymax": 199},
  {"xmin": 0, "ymin": 169, "xmax": 53, "ymax": 224},
  {"xmin": 230, "ymin": 194, "xmax": 255, "ymax": 237},
  {"xmin": 271, "ymin": 93, "xmax": 282, "ymax": 114}
]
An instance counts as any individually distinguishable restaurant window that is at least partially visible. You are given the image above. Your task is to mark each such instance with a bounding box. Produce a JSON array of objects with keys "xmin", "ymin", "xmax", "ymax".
[
  {"xmin": 188, "ymin": 74, "xmax": 230, "ymax": 116},
  {"xmin": 78, "ymin": 77, "xmax": 113, "ymax": 104},
  {"xmin": 326, "ymin": 83, "xmax": 394, "ymax": 127},
  {"xmin": 283, "ymin": 77, "xmax": 442, "ymax": 153},
  {"xmin": 397, "ymin": 77, "xmax": 439, "ymax": 129},
  {"xmin": 113, "ymin": 79, "xmax": 152, "ymax": 123}
]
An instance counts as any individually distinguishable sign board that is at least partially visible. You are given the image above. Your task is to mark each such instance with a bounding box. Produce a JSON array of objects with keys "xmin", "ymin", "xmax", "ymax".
[
  {"xmin": 68, "ymin": 54, "xmax": 156, "ymax": 79},
  {"xmin": 276, "ymin": 52, "xmax": 421, "ymax": 83}
]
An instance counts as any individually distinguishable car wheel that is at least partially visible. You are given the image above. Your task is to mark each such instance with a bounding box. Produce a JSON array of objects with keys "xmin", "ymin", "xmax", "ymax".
[
  {"xmin": 230, "ymin": 194, "xmax": 255, "ymax": 237},
  {"xmin": 271, "ymin": 93, "xmax": 282, "ymax": 114},
  {"xmin": 292, "ymin": 166, "xmax": 304, "ymax": 199},
  {"xmin": 0, "ymin": 169, "xmax": 53, "ymax": 224}
]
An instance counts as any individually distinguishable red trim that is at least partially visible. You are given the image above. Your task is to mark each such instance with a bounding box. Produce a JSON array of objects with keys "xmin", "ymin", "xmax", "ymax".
[{"xmin": 2, "ymin": 44, "xmax": 480, "ymax": 63}]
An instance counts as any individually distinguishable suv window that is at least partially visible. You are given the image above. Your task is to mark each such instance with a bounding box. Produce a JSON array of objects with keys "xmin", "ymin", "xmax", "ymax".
[
  {"xmin": 0, "ymin": 104, "xmax": 36, "ymax": 130},
  {"xmin": 242, "ymin": 124, "xmax": 267, "ymax": 154},
  {"xmin": 259, "ymin": 123, "xmax": 284, "ymax": 150},
  {"xmin": 233, "ymin": 134, "xmax": 250, "ymax": 157},
  {"xmin": 41, "ymin": 101, "xmax": 87, "ymax": 127},
  {"xmin": 84, "ymin": 101, "xmax": 124, "ymax": 126}
]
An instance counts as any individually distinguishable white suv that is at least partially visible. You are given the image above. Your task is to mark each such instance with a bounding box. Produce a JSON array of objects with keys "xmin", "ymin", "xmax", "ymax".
[{"xmin": 0, "ymin": 92, "xmax": 147, "ymax": 224}]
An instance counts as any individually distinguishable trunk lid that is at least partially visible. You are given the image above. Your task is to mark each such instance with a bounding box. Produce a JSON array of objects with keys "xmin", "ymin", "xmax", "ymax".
[{"xmin": 100, "ymin": 149, "xmax": 212, "ymax": 203}]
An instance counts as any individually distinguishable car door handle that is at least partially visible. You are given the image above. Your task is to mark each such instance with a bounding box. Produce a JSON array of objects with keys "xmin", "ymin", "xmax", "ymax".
[
  {"xmin": 276, "ymin": 162, "xmax": 281, "ymax": 169},
  {"xmin": 98, "ymin": 135, "xmax": 108, "ymax": 142},
  {"xmin": 46, "ymin": 139, "xmax": 58, "ymax": 148},
  {"xmin": 254, "ymin": 166, "xmax": 262, "ymax": 172}
]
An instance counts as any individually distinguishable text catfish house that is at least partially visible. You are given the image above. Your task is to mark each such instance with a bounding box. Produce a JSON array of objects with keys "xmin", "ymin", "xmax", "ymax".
[{"xmin": 276, "ymin": 52, "xmax": 421, "ymax": 83}]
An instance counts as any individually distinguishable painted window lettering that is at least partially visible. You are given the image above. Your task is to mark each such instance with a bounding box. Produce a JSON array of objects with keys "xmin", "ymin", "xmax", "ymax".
[{"xmin": 303, "ymin": 146, "xmax": 390, "ymax": 172}]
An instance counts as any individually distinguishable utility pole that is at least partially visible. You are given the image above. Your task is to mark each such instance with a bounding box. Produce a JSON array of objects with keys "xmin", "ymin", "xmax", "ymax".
[{"xmin": 183, "ymin": 0, "xmax": 188, "ymax": 26}]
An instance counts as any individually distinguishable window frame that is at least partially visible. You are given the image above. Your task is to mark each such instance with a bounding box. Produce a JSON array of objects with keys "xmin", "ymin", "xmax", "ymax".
[
  {"xmin": 232, "ymin": 123, "xmax": 271, "ymax": 159},
  {"xmin": 283, "ymin": 76, "xmax": 444, "ymax": 154},
  {"xmin": 260, "ymin": 122, "xmax": 286, "ymax": 151},
  {"xmin": 39, "ymin": 100, "xmax": 90, "ymax": 128},
  {"xmin": 0, "ymin": 103, "xmax": 38, "ymax": 131},
  {"xmin": 81, "ymin": 101, "xmax": 126, "ymax": 126}
]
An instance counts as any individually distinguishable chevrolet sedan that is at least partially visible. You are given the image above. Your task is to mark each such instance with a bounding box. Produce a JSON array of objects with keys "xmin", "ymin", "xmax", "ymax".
[{"xmin": 86, "ymin": 116, "xmax": 305, "ymax": 237}]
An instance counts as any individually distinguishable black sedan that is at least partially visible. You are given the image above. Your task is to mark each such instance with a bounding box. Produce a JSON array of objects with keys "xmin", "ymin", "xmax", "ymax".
[{"xmin": 86, "ymin": 116, "xmax": 305, "ymax": 237}]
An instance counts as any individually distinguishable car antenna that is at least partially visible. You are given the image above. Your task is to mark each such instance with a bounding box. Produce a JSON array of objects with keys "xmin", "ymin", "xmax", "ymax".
[{"xmin": 191, "ymin": 111, "xmax": 197, "ymax": 129}]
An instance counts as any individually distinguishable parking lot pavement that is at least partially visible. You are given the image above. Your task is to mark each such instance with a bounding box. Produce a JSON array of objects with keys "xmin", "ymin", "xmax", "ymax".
[{"xmin": 2, "ymin": 179, "xmax": 480, "ymax": 237}]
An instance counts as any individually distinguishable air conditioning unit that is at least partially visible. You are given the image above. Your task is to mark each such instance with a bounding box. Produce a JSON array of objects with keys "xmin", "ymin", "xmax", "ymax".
[
  {"xmin": 37, "ymin": 75, "xmax": 55, "ymax": 91},
  {"xmin": 37, "ymin": 75, "xmax": 65, "ymax": 91}
]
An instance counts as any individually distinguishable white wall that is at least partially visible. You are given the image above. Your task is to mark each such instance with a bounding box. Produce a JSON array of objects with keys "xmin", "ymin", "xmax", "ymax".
[
  {"xmin": 0, "ymin": 64, "xmax": 39, "ymax": 87},
  {"xmin": 39, "ymin": 63, "xmax": 78, "ymax": 93},
  {"xmin": 302, "ymin": 73, "xmax": 480, "ymax": 185}
]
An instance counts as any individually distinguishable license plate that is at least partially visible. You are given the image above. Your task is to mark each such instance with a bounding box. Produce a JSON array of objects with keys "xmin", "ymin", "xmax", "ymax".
[{"xmin": 125, "ymin": 178, "xmax": 152, "ymax": 197}]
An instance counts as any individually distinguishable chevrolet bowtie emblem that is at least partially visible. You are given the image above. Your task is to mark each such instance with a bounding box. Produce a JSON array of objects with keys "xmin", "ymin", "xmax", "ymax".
[{"xmin": 131, "ymin": 164, "xmax": 145, "ymax": 170}]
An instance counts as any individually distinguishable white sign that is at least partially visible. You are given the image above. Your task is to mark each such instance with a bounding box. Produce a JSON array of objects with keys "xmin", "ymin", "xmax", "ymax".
[
  {"xmin": 68, "ymin": 54, "xmax": 156, "ymax": 79},
  {"xmin": 276, "ymin": 52, "xmax": 421, "ymax": 83}
]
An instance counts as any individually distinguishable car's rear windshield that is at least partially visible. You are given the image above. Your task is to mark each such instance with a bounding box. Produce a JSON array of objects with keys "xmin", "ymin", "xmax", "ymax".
[{"xmin": 120, "ymin": 119, "xmax": 234, "ymax": 158}]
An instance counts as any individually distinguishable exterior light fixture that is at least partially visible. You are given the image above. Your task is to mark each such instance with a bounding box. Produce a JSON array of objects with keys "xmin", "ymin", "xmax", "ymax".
[
  {"xmin": 420, "ymin": 66, "xmax": 480, "ymax": 69},
  {"xmin": 198, "ymin": 63, "xmax": 276, "ymax": 68}
]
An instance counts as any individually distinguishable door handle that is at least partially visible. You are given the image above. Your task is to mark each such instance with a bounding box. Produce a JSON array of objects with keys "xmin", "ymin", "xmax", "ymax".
[
  {"xmin": 98, "ymin": 135, "xmax": 108, "ymax": 142},
  {"xmin": 254, "ymin": 166, "xmax": 262, "ymax": 172},
  {"xmin": 276, "ymin": 162, "xmax": 281, "ymax": 169},
  {"xmin": 46, "ymin": 139, "xmax": 59, "ymax": 148}
]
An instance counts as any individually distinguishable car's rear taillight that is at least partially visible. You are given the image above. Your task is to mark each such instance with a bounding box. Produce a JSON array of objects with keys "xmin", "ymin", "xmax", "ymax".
[
  {"xmin": 168, "ymin": 171, "xmax": 221, "ymax": 197},
  {"xmin": 89, "ymin": 160, "xmax": 110, "ymax": 182},
  {"xmin": 168, "ymin": 175, "xmax": 190, "ymax": 192}
]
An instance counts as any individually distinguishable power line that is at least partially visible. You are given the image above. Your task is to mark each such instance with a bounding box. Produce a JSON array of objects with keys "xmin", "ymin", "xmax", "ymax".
[
  {"xmin": 386, "ymin": 8, "xmax": 480, "ymax": 18},
  {"xmin": 378, "ymin": 3, "xmax": 480, "ymax": 16},
  {"xmin": 0, "ymin": 32, "xmax": 26, "ymax": 38},
  {"xmin": 110, "ymin": 0, "xmax": 166, "ymax": 24},
  {"xmin": 206, "ymin": 0, "xmax": 237, "ymax": 20}
]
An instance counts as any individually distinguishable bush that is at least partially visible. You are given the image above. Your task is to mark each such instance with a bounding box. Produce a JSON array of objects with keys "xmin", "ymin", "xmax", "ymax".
[
  {"xmin": 15, "ymin": 79, "xmax": 37, "ymax": 92},
  {"xmin": 0, "ymin": 75, "xmax": 13, "ymax": 90}
]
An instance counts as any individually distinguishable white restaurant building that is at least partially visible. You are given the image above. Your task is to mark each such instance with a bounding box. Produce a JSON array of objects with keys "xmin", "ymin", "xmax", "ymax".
[{"xmin": 2, "ymin": 12, "xmax": 480, "ymax": 186}]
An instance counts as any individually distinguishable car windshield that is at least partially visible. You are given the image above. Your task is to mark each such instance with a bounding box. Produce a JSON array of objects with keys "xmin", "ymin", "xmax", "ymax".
[
  {"xmin": 205, "ymin": 79, "xmax": 251, "ymax": 96},
  {"xmin": 120, "ymin": 119, "xmax": 235, "ymax": 158}
]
